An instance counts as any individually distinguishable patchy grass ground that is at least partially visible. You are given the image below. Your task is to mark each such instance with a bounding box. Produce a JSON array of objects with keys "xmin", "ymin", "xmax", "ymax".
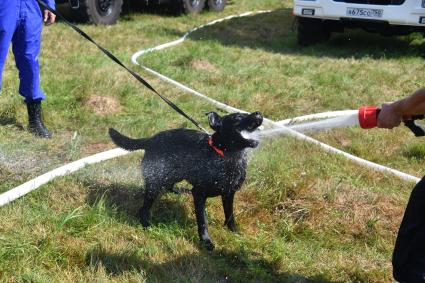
[{"xmin": 1, "ymin": 0, "xmax": 425, "ymax": 281}]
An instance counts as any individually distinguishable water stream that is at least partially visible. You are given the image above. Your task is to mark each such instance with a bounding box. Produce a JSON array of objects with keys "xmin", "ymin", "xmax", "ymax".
[{"xmin": 245, "ymin": 113, "xmax": 360, "ymax": 140}]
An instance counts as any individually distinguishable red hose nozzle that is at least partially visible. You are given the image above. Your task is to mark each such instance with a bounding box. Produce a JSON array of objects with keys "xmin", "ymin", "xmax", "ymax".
[{"xmin": 358, "ymin": 106, "xmax": 379, "ymax": 129}]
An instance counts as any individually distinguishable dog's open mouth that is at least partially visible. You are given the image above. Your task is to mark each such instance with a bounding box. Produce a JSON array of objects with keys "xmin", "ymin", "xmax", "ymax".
[
  {"xmin": 243, "ymin": 112, "xmax": 263, "ymax": 132},
  {"xmin": 241, "ymin": 112, "xmax": 263, "ymax": 148}
]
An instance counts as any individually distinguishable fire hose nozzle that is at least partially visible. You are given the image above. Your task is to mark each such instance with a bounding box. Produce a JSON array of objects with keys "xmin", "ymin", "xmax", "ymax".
[
  {"xmin": 358, "ymin": 106, "xmax": 379, "ymax": 129},
  {"xmin": 358, "ymin": 106, "xmax": 425, "ymax": 136}
]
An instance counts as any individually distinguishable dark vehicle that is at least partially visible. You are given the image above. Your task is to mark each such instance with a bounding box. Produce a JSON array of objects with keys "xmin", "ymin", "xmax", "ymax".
[{"xmin": 57, "ymin": 0, "xmax": 227, "ymax": 25}]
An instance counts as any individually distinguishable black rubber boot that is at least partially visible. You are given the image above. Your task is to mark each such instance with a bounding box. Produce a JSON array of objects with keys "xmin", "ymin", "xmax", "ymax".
[{"xmin": 26, "ymin": 101, "xmax": 52, "ymax": 138}]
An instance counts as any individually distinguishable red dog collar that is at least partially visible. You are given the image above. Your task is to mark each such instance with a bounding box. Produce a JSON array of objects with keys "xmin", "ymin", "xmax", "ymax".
[{"xmin": 208, "ymin": 137, "xmax": 225, "ymax": 158}]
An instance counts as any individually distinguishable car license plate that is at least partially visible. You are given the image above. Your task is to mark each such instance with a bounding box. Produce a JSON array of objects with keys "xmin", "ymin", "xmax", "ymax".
[{"xmin": 346, "ymin": 7, "xmax": 383, "ymax": 18}]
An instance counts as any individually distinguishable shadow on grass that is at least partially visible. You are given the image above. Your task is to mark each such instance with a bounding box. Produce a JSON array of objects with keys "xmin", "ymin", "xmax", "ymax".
[
  {"xmin": 164, "ymin": 8, "xmax": 424, "ymax": 60},
  {"xmin": 85, "ymin": 180, "xmax": 192, "ymax": 227},
  {"xmin": 85, "ymin": 246, "xmax": 341, "ymax": 282},
  {"xmin": 0, "ymin": 116, "xmax": 24, "ymax": 130}
]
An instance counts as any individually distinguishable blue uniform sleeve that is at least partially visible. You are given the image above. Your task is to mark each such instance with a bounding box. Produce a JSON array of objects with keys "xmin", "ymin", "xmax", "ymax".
[{"xmin": 43, "ymin": 0, "xmax": 55, "ymax": 9}]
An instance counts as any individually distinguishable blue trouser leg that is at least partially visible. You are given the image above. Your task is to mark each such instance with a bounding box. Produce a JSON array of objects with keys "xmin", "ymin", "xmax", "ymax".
[
  {"xmin": 0, "ymin": 2, "xmax": 17, "ymax": 93},
  {"xmin": 12, "ymin": 1, "xmax": 45, "ymax": 102}
]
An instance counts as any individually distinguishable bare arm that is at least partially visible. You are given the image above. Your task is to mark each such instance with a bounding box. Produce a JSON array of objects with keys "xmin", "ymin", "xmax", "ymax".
[{"xmin": 377, "ymin": 87, "xmax": 425, "ymax": 129}]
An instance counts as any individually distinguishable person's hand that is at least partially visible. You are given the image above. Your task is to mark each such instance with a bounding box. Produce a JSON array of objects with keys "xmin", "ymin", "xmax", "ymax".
[
  {"xmin": 43, "ymin": 10, "xmax": 56, "ymax": 26},
  {"xmin": 377, "ymin": 102, "xmax": 402, "ymax": 129}
]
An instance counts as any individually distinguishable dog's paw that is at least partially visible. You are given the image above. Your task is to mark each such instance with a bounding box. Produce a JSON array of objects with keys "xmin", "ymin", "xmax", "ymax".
[
  {"xmin": 200, "ymin": 239, "xmax": 215, "ymax": 251},
  {"xmin": 227, "ymin": 224, "xmax": 238, "ymax": 233},
  {"xmin": 224, "ymin": 219, "xmax": 238, "ymax": 233},
  {"xmin": 139, "ymin": 217, "xmax": 151, "ymax": 228}
]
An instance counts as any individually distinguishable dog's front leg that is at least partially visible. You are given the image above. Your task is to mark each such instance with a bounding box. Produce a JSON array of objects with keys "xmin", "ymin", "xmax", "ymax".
[
  {"xmin": 222, "ymin": 192, "xmax": 237, "ymax": 232},
  {"xmin": 193, "ymin": 192, "xmax": 214, "ymax": 250}
]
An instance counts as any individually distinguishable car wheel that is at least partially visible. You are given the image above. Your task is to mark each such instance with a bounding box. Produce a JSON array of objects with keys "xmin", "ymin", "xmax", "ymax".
[
  {"xmin": 207, "ymin": 0, "xmax": 226, "ymax": 12},
  {"xmin": 77, "ymin": 0, "xmax": 123, "ymax": 24},
  {"xmin": 181, "ymin": 0, "xmax": 206, "ymax": 14},
  {"xmin": 297, "ymin": 17, "xmax": 330, "ymax": 46}
]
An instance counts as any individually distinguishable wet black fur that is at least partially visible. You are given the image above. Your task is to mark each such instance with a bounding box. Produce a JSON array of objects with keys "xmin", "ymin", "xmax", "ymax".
[{"xmin": 109, "ymin": 111, "xmax": 263, "ymax": 250}]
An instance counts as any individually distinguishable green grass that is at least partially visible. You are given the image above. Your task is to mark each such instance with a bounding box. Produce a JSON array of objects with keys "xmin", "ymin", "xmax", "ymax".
[{"xmin": 1, "ymin": 0, "xmax": 425, "ymax": 281}]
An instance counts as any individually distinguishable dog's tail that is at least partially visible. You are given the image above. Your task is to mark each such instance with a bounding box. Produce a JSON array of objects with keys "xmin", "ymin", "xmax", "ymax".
[{"xmin": 109, "ymin": 128, "xmax": 149, "ymax": 151}]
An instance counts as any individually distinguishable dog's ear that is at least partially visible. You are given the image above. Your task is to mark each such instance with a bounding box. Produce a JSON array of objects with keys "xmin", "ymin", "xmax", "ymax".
[{"xmin": 207, "ymin": 112, "xmax": 222, "ymax": 131}]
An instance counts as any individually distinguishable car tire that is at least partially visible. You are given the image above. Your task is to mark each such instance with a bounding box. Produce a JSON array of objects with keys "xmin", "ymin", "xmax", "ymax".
[
  {"xmin": 181, "ymin": 0, "xmax": 206, "ymax": 14},
  {"xmin": 297, "ymin": 17, "xmax": 330, "ymax": 46},
  {"xmin": 207, "ymin": 0, "xmax": 226, "ymax": 12},
  {"xmin": 77, "ymin": 0, "xmax": 123, "ymax": 24}
]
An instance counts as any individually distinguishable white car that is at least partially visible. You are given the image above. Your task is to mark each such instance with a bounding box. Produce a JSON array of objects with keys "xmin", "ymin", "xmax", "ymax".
[{"xmin": 293, "ymin": 0, "xmax": 425, "ymax": 45}]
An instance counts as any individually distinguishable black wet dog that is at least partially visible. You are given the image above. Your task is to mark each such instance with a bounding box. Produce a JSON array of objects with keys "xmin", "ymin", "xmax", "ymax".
[{"xmin": 109, "ymin": 111, "xmax": 263, "ymax": 250}]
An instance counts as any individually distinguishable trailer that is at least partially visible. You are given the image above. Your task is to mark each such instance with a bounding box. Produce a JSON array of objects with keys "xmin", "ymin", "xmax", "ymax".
[{"xmin": 57, "ymin": 0, "xmax": 227, "ymax": 24}]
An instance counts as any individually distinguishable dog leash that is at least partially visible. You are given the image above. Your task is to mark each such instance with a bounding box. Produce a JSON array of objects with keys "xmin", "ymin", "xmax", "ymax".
[{"xmin": 37, "ymin": 0, "xmax": 209, "ymax": 133}]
